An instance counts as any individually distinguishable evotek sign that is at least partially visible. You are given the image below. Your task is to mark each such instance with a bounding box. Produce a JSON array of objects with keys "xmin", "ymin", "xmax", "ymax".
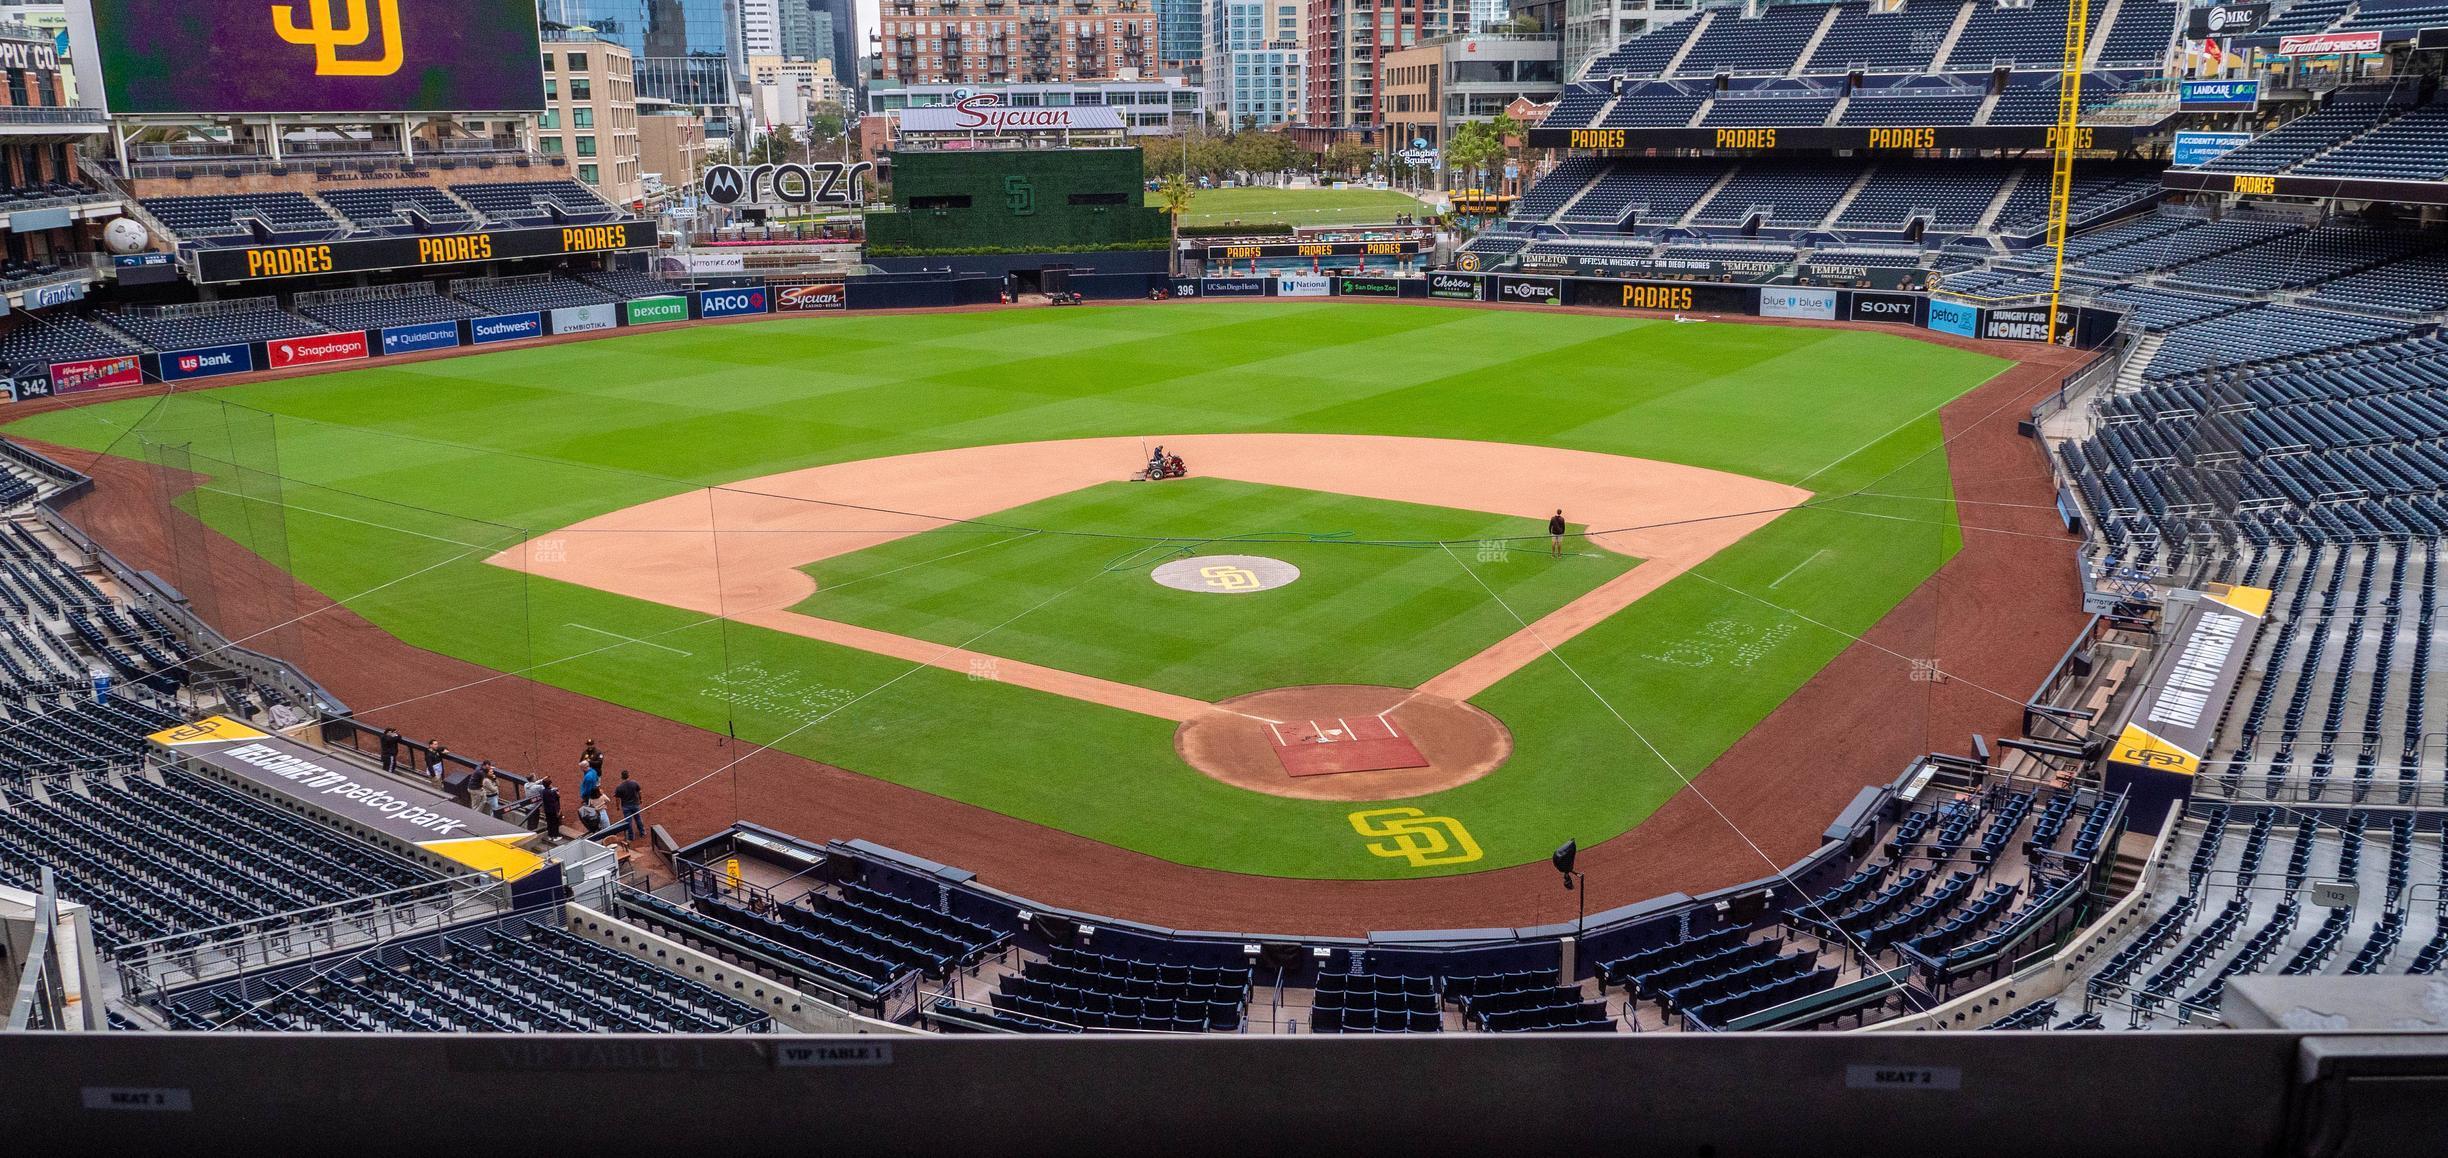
[
  {"xmin": 701, "ymin": 162, "xmax": 873, "ymax": 207},
  {"xmin": 1496, "ymin": 276, "xmax": 1561, "ymax": 306},
  {"xmin": 898, "ymin": 93, "xmax": 1127, "ymax": 133},
  {"xmin": 266, "ymin": 331, "xmax": 368, "ymax": 369},
  {"xmin": 160, "ymin": 343, "xmax": 252, "ymax": 382},
  {"xmin": 697, "ymin": 287, "xmax": 769, "ymax": 319}
]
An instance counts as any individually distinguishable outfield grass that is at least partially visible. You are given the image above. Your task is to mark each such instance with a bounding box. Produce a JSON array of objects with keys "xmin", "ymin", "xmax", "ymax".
[
  {"xmin": 1153, "ymin": 185, "xmax": 1426, "ymax": 227},
  {"xmin": 8, "ymin": 302, "xmax": 2008, "ymax": 879},
  {"xmin": 798, "ymin": 478, "xmax": 1635, "ymax": 701}
]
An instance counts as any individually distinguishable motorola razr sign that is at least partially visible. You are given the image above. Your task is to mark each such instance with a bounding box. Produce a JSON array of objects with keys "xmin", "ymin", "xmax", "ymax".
[{"xmin": 701, "ymin": 162, "xmax": 875, "ymax": 207}]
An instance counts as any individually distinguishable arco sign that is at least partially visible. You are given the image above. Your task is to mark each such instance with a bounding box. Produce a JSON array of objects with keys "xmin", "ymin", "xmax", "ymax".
[{"xmin": 702, "ymin": 161, "xmax": 874, "ymax": 207}]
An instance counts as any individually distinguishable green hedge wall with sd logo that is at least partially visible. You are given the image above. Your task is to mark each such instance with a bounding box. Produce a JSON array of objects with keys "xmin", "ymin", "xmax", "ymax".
[{"xmin": 863, "ymin": 148, "xmax": 1172, "ymax": 255}]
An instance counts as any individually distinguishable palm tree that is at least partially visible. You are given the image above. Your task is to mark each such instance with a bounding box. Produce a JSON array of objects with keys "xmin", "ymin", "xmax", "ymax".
[{"xmin": 1158, "ymin": 174, "xmax": 1196, "ymax": 275}]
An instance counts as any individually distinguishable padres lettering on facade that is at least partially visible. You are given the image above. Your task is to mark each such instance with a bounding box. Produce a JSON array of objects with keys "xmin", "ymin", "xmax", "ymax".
[
  {"xmin": 1715, "ymin": 128, "xmax": 1776, "ymax": 149},
  {"xmin": 198, "ymin": 222, "xmax": 657, "ymax": 283},
  {"xmin": 1622, "ymin": 284, "xmax": 1695, "ymax": 311},
  {"xmin": 245, "ymin": 244, "xmax": 334, "ymax": 278},
  {"xmin": 1866, "ymin": 128, "xmax": 1937, "ymax": 150},
  {"xmin": 2231, "ymin": 174, "xmax": 2279, "ymax": 195},
  {"xmin": 1567, "ymin": 128, "xmax": 1628, "ymax": 149},
  {"xmin": 417, "ymin": 234, "xmax": 494, "ymax": 264}
]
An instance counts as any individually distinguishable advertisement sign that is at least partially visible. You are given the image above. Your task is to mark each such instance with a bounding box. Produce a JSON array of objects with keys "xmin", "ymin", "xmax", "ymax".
[
  {"xmin": 1199, "ymin": 277, "xmax": 1269, "ymax": 297},
  {"xmin": 2185, "ymin": 3, "xmax": 2268, "ymax": 36},
  {"xmin": 683, "ymin": 251, "xmax": 747, "ymax": 274},
  {"xmin": 265, "ymin": 331, "xmax": 368, "ymax": 369},
  {"xmin": 2278, "ymin": 30, "xmax": 2382, "ymax": 54},
  {"xmin": 700, "ymin": 162, "xmax": 873, "ymax": 208},
  {"xmin": 1335, "ymin": 276, "xmax": 1404, "ymax": 298},
  {"xmin": 1981, "ymin": 304, "xmax": 2074, "ymax": 343},
  {"xmin": 775, "ymin": 283, "xmax": 847, "ymax": 312},
  {"xmin": 1759, "ymin": 287, "xmax": 1837, "ymax": 321},
  {"xmin": 24, "ymin": 281, "xmax": 85, "ymax": 309},
  {"xmin": 2106, "ymin": 586, "xmax": 2271, "ymax": 779},
  {"xmin": 1846, "ymin": 292, "xmax": 1923, "ymax": 326},
  {"xmin": 899, "ymin": 94, "xmax": 1125, "ymax": 133},
  {"xmin": 1210, "ymin": 240, "xmax": 1422, "ymax": 261},
  {"xmin": 69, "ymin": 0, "xmax": 546, "ymax": 116},
  {"xmin": 2178, "ymin": 79, "xmax": 2261, "ymax": 111},
  {"xmin": 2173, "ymin": 130, "xmax": 2256, "ymax": 167},
  {"xmin": 1494, "ymin": 276, "xmax": 1563, "ymax": 306},
  {"xmin": 1926, "ymin": 298, "xmax": 1980, "ymax": 338},
  {"xmin": 159, "ymin": 343, "xmax": 253, "ymax": 382},
  {"xmin": 379, "ymin": 320, "xmax": 461, "ymax": 356},
  {"xmin": 6, "ymin": 366, "xmax": 50, "ymax": 402},
  {"xmin": 195, "ymin": 222, "xmax": 657, "ymax": 284},
  {"xmin": 470, "ymin": 312, "xmax": 543, "ymax": 345},
  {"xmin": 623, "ymin": 295, "xmax": 689, "ymax": 325},
  {"xmin": 50, "ymin": 353, "xmax": 142, "ymax": 395},
  {"xmin": 550, "ymin": 303, "xmax": 618, "ymax": 335},
  {"xmin": 112, "ymin": 252, "xmax": 173, "ymax": 268},
  {"xmin": 697, "ymin": 287, "xmax": 769, "ymax": 319},
  {"xmin": 1566, "ymin": 279, "xmax": 1758, "ymax": 314},
  {"xmin": 1427, "ymin": 272, "xmax": 1485, "ymax": 301},
  {"xmin": 1519, "ymin": 251, "xmax": 1790, "ymax": 282},
  {"xmin": 1275, "ymin": 275, "xmax": 1330, "ymax": 298}
]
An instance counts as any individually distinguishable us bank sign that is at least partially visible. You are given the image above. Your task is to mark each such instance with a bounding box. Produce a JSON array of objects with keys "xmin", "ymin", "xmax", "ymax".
[{"xmin": 702, "ymin": 161, "xmax": 874, "ymax": 207}]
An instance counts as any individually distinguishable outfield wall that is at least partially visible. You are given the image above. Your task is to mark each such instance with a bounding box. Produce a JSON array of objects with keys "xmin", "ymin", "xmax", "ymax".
[{"xmin": 4, "ymin": 273, "xmax": 2123, "ymax": 404}]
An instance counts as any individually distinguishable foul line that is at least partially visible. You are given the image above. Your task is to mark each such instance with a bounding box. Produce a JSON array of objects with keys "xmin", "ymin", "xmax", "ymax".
[
  {"xmin": 564, "ymin": 622, "xmax": 693, "ymax": 656},
  {"xmin": 1768, "ymin": 548, "xmax": 1830, "ymax": 590}
]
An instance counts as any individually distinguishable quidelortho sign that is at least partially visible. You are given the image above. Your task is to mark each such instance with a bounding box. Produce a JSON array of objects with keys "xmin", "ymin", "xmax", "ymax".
[{"xmin": 380, "ymin": 320, "xmax": 461, "ymax": 355}]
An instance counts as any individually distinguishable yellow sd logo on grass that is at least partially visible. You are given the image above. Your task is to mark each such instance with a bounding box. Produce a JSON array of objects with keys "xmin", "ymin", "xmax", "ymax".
[
  {"xmin": 1349, "ymin": 808, "xmax": 1482, "ymax": 867},
  {"xmin": 1199, "ymin": 565, "xmax": 1262, "ymax": 591}
]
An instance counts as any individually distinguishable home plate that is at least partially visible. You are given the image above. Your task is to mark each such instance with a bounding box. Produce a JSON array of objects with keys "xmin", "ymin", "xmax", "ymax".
[{"xmin": 1267, "ymin": 715, "xmax": 1430, "ymax": 777}]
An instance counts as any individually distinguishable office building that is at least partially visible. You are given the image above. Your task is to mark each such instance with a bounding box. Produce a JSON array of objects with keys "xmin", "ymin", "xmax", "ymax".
[
  {"xmin": 1376, "ymin": 32, "xmax": 1558, "ymax": 179},
  {"xmin": 1204, "ymin": 0, "xmax": 1302, "ymax": 127},
  {"xmin": 540, "ymin": 33, "xmax": 644, "ymax": 207},
  {"xmin": 1300, "ymin": 0, "xmax": 1463, "ymax": 131}
]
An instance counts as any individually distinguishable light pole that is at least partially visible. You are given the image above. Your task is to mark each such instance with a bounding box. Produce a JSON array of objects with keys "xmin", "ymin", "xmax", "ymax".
[{"xmin": 1554, "ymin": 838, "xmax": 1586, "ymax": 981}]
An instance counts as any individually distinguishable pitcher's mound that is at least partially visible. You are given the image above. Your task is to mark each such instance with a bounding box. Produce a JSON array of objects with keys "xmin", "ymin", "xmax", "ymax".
[{"xmin": 1176, "ymin": 685, "xmax": 1512, "ymax": 801}]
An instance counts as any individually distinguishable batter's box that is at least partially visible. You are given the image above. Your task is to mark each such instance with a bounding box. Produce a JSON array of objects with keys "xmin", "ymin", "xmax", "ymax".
[{"xmin": 1269, "ymin": 715, "xmax": 1430, "ymax": 777}]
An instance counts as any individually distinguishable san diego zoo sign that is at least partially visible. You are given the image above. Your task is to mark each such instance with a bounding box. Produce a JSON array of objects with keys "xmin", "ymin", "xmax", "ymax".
[{"xmin": 702, "ymin": 161, "xmax": 875, "ymax": 207}]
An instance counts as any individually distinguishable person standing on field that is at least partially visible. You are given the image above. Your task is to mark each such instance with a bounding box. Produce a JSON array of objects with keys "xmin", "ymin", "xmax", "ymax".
[
  {"xmin": 1549, "ymin": 509, "xmax": 1568, "ymax": 559},
  {"xmin": 615, "ymin": 770, "xmax": 644, "ymax": 841}
]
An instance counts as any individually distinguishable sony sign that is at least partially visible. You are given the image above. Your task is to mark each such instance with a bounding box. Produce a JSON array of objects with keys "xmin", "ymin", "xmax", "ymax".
[{"xmin": 702, "ymin": 161, "xmax": 874, "ymax": 207}]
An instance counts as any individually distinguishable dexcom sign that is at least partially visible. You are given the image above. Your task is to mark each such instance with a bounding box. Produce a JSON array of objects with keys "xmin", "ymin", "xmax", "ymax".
[{"xmin": 697, "ymin": 288, "xmax": 769, "ymax": 319}]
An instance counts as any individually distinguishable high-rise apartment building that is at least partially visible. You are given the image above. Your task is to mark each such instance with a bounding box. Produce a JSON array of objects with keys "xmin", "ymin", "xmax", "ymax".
[
  {"xmin": 1299, "ymin": 0, "xmax": 1462, "ymax": 130},
  {"xmin": 1158, "ymin": 0, "xmax": 1202, "ymax": 70},
  {"xmin": 540, "ymin": 0, "xmax": 738, "ymax": 114},
  {"xmin": 539, "ymin": 33, "xmax": 644, "ymax": 208},
  {"xmin": 1204, "ymin": 0, "xmax": 1302, "ymax": 127},
  {"xmin": 741, "ymin": 0, "xmax": 846, "ymax": 71},
  {"xmin": 873, "ymin": 0, "xmax": 1156, "ymax": 85}
]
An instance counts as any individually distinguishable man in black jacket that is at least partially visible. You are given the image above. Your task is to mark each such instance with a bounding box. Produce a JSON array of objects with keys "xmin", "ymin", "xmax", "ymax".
[{"xmin": 1548, "ymin": 509, "xmax": 1568, "ymax": 559}]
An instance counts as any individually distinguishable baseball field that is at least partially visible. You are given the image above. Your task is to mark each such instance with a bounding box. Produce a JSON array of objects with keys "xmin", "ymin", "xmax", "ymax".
[{"xmin": 7, "ymin": 301, "xmax": 2012, "ymax": 882}]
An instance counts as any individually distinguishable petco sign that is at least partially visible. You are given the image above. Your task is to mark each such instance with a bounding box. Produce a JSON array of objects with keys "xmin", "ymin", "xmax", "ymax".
[
  {"xmin": 898, "ymin": 94, "xmax": 1126, "ymax": 134},
  {"xmin": 700, "ymin": 161, "xmax": 873, "ymax": 207},
  {"xmin": 266, "ymin": 332, "xmax": 368, "ymax": 369},
  {"xmin": 697, "ymin": 288, "xmax": 769, "ymax": 319},
  {"xmin": 159, "ymin": 343, "xmax": 253, "ymax": 382}
]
